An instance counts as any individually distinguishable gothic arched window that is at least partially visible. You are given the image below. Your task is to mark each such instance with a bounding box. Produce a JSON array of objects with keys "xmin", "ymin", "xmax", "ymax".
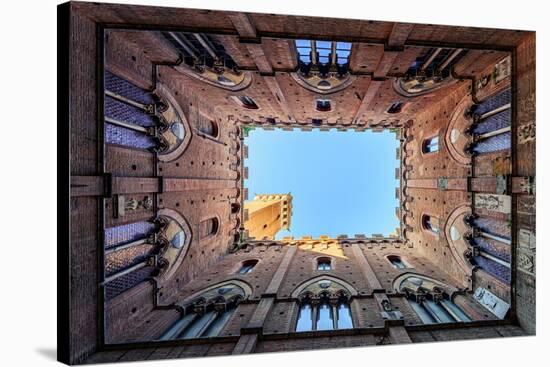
[
  {"xmin": 468, "ymin": 88, "xmax": 512, "ymax": 155},
  {"xmin": 293, "ymin": 277, "xmax": 356, "ymax": 332},
  {"xmin": 293, "ymin": 40, "xmax": 353, "ymax": 93},
  {"xmin": 103, "ymin": 210, "xmax": 191, "ymax": 300},
  {"xmin": 395, "ymin": 275, "xmax": 471, "ymax": 324},
  {"xmin": 159, "ymin": 281, "xmax": 251, "ymax": 340},
  {"xmin": 162, "ymin": 32, "xmax": 253, "ymax": 91},
  {"xmin": 104, "ymin": 72, "xmax": 189, "ymax": 158},
  {"xmin": 238, "ymin": 259, "xmax": 258, "ymax": 274},
  {"xmin": 422, "ymin": 136, "xmax": 439, "ymax": 153},
  {"xmin": 316, "ymin": 257, "xmax": 332, "ymax": 271}
]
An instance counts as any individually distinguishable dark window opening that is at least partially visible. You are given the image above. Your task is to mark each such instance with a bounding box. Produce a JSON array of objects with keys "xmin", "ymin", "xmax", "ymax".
[
  {"xmin": 316, "ymin": 99, "xmax": 332, "ymax": 112},
  {"xmin": 200, "ymin": 217, "xmax": 219, "ymax": 238},
  {"xmin": 387, "ymin": 101, "xmax": 403, "ymax": 114},
  {"xmin": 238, "ymin": 96, "xmax": 259, "ymax": 109},
  {"xmin": 422, "ymin": 215, "xmax": 440, "ymax": 235},
  {"xmin": 231, "ymin": 203, "xmax": 241, "ymax": 214},
  {"xmin": 317, "ymin": 257, "xmax": 332, "ymax": 271},
  {"xmin": 238, "ymin": 259, "xmax": 258, "ymax": 274},
  {"xmin": 387, "ymin": 255, "xmax": 407, "ymax": 269}
]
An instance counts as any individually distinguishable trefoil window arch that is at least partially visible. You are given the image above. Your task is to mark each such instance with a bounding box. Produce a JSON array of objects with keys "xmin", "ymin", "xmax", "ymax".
[{"xmin": 294, "ymin": 278, "xmax": 355, "ymax": 332}]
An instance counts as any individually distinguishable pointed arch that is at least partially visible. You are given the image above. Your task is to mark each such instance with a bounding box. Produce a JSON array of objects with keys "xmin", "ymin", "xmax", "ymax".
[
  {"xmin": 291, "ymin": 275, "xmax": 358, "ymax": 298},
  {"xmin": 392, "ymin": 272, "xmax": 459, "ymax": 295},
  {"xmin": 177, "ymin": 279, "xmax": 253, "ymax": 307}
]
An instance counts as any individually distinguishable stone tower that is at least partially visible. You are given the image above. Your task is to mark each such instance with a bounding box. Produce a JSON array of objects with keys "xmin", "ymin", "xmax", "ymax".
[{"xmin": 244, "ymin": 193, "xmax": 293, "ymax": 240}]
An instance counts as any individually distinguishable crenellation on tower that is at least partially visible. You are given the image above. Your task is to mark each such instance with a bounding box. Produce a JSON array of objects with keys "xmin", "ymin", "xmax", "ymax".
[{"xmin": 243, "ymin": 193, "xmax": 293, "ymax": 240}]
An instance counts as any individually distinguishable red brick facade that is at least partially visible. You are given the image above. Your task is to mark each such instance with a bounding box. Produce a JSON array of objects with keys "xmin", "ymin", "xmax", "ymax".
[{"xmin": 62, "ymin": 1, "xmax": 536, "ymax": 364}]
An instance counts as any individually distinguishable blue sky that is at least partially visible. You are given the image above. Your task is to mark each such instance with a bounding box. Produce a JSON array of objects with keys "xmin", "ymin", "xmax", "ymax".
[{"xmin": 244, "ymin": 128, "xmax": 400, "ymax": 239}]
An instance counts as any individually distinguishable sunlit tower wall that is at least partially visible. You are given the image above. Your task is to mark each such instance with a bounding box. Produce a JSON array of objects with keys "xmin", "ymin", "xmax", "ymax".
[{"xmin": 244, "ymin": 194, "xmax": 293, "ymax": 240}]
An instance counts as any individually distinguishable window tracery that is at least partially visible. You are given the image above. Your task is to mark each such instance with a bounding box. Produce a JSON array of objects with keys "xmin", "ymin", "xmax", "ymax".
[
  {"xmin": 292, "ymin": 39, "xmax": 355, "ymax": 94},
  {"xmin": 395, "ymin": 275, "xmax": 471, "ymax": 324},
  {"xmin": 104, "ymin": 72, "xmax": 191, "ymax": 162},
  {"xmin": 163, "ymin": 32, "xmax": 252, "ymax": 90},
  {"xmin": 393, "ymin": 47, "xmax": 465, "ymax": 97},
  {"xmin": 159, "ymin": 281, "xmax": 250, "ymax": 340},
  {"xmin": 294, "ymin": 277, "xmax": 355, "ymax": 332}
]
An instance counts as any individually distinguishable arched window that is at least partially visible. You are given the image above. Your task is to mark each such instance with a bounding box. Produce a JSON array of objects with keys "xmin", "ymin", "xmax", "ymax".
[
  {"xmin": 393, "ymin": 48, "xmax": 465, "ymax": 97},
  {"xmin": 296, "ymin": 301, "xmax": 314, "ymax": 332},
  {"xmin": 104, "ymin": 72, "xmax": 188, "ymax": 156},
  {"xmin": 422, "ymin": 215, "xmax": 440, "ymax": 235},
  {"xmin": 238, "ymin": 259, "xmax": 258, "ymax": 274},
  {"xmin": 200, "ymin": 217, "xmax": 219, "ymax": 238},
  {"xmin": 236, "ymin": 96, "xmax": 259, "ymax": 109},
  {"xmin": 387, "ymin": 255, "xmax": 408, "ymax": 269},
  {"xmin": 387, "ymin": 101, "xmax": 403, "ymax": 114},
  {"xmin": 103, "ymin": 211, "xmax": 191, "ymax": 300},
  {"xmin": 159, "ymin": 281, "xmax": 251, "ymax": 340},
  {"xmin": 296, "ymin": 292, "xmax": 352, "ymax": 332},
  {"xmin": 317, "ymin": 257, "xmax": 332, "ymax": 271},
  {"xmin": 316, "ymin": 99, "xmax": 332, "ymax": 112},
  {"xmin": 395, "ymin": 275, "xmax": 471, "ymax": 324},
  {"xmin": 162, "ymin": 32, "xmax": 252, "ymax": 91},
  {"xmin": 294, "ymin": 277, "xmax": 355, "ymax": 332},
  {"xmin": 422, "ymin": 136, "xmax": 439, "ymax": 153},
  {"xmin": 198, "ymin": 118, "xmax": 219, "ymax": 138},
  {"xmin": 295, "ymin": 40, "xmax": 351, "ymax": 69}
]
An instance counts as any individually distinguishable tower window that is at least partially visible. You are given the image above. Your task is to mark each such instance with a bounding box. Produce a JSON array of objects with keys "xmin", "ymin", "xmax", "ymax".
[
  {"xmin": 236, "ymin": 96, "xmax": 259, "ymax": 109},
  {"xmin": 317, "ymin": 257, "xmax": 332, "ymax": 271},
  {"xmin": 387, "ymin": 255, "xmax": 408, "ymax": 269},
  {"xmin": 200, "ymin": 217, "xmax": 219, "ymax": 238},
  {"xmin": 316, "ymin": 99, "xmax": 332, "ymax": 112},
  {"xmin": 387, "ymin": 101, "xmax": 403, "ymax": 114},
  {"xmin": 238, "ymin": 259, "xmax": 258, "ymax": 274},
  {"xmin": 422, "ymin": 215, "xmax": 440, "ymax": 235},
  {"xmin": 422, "ymin": 136, "xmax": 439, "ymax": 153}
]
